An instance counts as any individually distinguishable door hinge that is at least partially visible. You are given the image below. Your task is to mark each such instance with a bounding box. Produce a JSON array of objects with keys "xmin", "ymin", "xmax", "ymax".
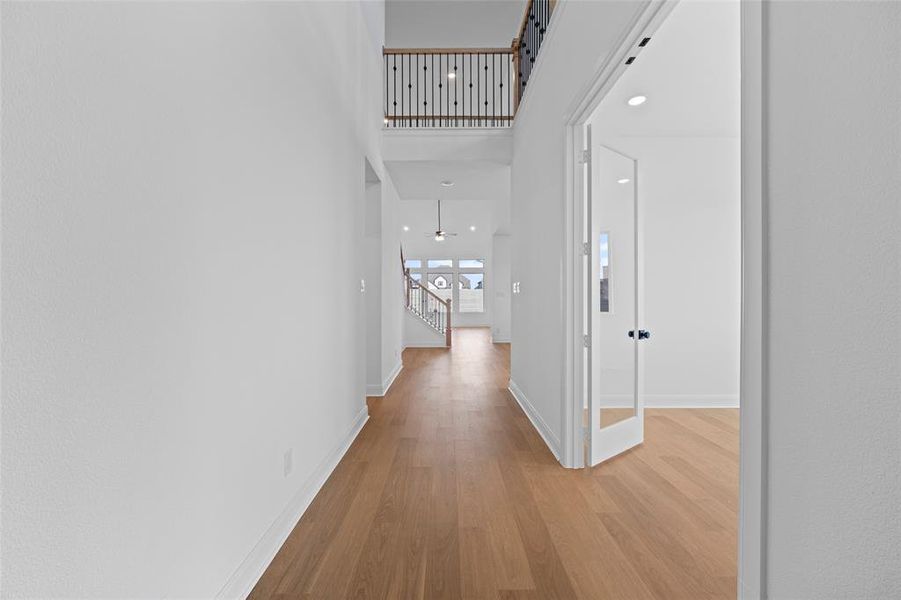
[
  {"xmin": 582, "ymin": 241, "xmax": 591, "ymax": 256},
  {"xmin": 583, "ymin": 334, "xmax": 591, "ymax": 348},
  {"xmin": 580, "ymin": 149, "xmax": 591, "ymax": 164}
]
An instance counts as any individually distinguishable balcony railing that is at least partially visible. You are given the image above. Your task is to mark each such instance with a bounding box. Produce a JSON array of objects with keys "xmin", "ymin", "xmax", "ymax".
[
  {"xmin": 515, "ymin": 0, "xmax": 557, "ymax": 102},
  {"xmin": 383, "ymin": 48, "xmax": 515, "ymax": 128},
  {"xmin": 383, "ymin": 0, "xmax": 556, "ymax": 128}
]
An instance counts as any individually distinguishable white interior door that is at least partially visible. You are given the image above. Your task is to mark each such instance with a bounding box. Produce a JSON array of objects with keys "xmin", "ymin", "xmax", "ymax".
[{"xmin": 586, "ymin": 132, "xmax": 645, "ymax": 466}]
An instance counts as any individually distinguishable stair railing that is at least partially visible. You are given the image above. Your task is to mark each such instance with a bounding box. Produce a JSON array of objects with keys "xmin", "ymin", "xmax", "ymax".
[{"xmin": 402, "ymin": 265, "xmax": 452, "ymax": 347}]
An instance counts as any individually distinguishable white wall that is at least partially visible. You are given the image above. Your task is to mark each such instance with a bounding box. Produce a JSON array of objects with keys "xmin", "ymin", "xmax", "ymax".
[
  {"xmin": 1, "ymin": 2, "xmax": 403, "ymax": 598},
  {"xmin": 379, "ymin": 178, "xmax": 405, "ymax": 390},
  {"xmin": 509, "ymin": 0, "xmax": 644, "ymax": 451},
  {"xmin": 386, "ymin": 0, "xmax": 526, "ymax": 48},
  {"xmin": 597, "ymin": 136, "xmax": 741, "ymax": 406},
  {"xmin": 491, "ymin": 234, "xmax": 512, "ymax": 342},
  {"xmin": 763, "ymin": 2, "xmax": 901, "ymax": 597},
  {"xmin": 364, "ymin": 177, "xmax": 384, "ymax": 393},
  {"xmin": 403, "ymin": 310, "xmax": 447, "ymax": 348}
]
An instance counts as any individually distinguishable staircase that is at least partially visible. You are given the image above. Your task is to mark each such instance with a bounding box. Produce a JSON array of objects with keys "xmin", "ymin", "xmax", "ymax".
[{"xmin": 401, "ymin": 248, "xmax": 452, "ymax": 347}]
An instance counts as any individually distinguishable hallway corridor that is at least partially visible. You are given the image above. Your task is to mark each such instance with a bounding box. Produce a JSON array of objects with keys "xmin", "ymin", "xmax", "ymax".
[{"xmin": 251, "ymin": 328, "xmax": 738, "ymax": 599}]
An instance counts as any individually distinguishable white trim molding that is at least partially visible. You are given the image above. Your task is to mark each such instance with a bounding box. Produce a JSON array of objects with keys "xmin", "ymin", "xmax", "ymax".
[
  {"xmin": 403, "ymin": 341, "xmax": 447, "ymax": 349},
  {"xmin": 366, "ymin": 360, "xmax": 403, "ymax": 397},
  {"xmin": 508, "ymin": 380, "xmax": 562, "ymax": 461},
  {"xmin": 596, "ymin": 394, "xmax": 739, "ymax": 408},
  {"xmin": 216, "ymin": 406, "xmax": 370, "ymax": 599},
  {"xmin": 738, "ymin": 0, "xmax": 767, "ymax": 598}
]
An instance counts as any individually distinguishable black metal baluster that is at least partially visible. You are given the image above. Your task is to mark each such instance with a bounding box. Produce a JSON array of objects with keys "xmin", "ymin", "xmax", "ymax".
[
  {"xmin": 484, "ymin": 52, "xmax": 488, "ymax": 128},
  {"xmin": 478, "ymin": 53, "xmax": 482, "ymax": 127},
  {"xmin": 538, "ymin": 0, "xmax": 542, "ymax": 47},
  {"xmin": 415, "ymin": 53, "xmax": 419, "ymax": 127},
  {"xmin": 538, "ymin": 0, "xmax": 547, "ymax": 47},
  {"xmin": 506, "ymin": 52, "xmax": 510, "ymax": 124},
  {"xmin": 402, "ymin": 53, "xmax": 406, "ymax": 127},
  {"xmin": 454, "ymin": 53, "xmax": 458, "ymax": 127},
  {"xmin": 469, "ymin": 54, "xmax": 473, "ymax": 127},
  {"xmin": 462, "ymin": 53, "xmax": 466, "ymax": 128},
  {"xmin": 429, "ymin": 54, "xmax": 435, "ymax": 127},
  {"xmin": 403, "ymin": 53, "xmax": 406, "ymax": 128},
  {"xmin": 445, "ymin": 53, "xmax": 450, "ymax": 126},
  {"xmin": 391, "ymin": 54, "xmax": 397, "ymax": 127},
  {"xmin": 408, "ymin": 54, "xmax": 412, "ymax": 127}
]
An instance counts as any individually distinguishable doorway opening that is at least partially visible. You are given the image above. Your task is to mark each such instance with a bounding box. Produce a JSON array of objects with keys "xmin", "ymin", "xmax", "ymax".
[
  {"xmin": 362, "ymin": 159, "xmax": 383, "ymax": 399},
  {"xmin": 566, "ymin": 0, "xmax": 747, "ymax": 595}
]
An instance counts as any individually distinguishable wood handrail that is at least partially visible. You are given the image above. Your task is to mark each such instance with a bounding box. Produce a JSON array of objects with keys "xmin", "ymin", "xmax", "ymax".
[
  {"xmin": 513, "ymin": 0, "xmax": 556, "ymax": 45},
  {"xmin": 384, "ymin": 47, "xmax": 513, "ymax": 55},
  {"xmin": 514, "ymin": 0, "xmax": 534, "ymax": 48}
]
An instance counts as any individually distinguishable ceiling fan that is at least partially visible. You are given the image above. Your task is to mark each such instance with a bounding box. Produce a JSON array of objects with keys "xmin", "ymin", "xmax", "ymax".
[{"xmin": 425, "ymin": 199, "xmax": 458, "ymax": 241}]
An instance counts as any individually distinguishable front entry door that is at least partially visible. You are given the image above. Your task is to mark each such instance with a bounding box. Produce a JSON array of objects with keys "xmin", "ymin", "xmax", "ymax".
[{"xmin": 586, "ymin": 133, "xmax": 645, "ymax": 466}]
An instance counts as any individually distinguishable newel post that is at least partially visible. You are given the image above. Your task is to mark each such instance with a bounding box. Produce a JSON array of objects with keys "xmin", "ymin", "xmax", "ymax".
[
  {"xmin": 445, "ymin": 299, "xmax": 453, "ymax": 347},
  {"xmin": 404, "ymin": 268, "xmax": 411, "ymax": 308}
]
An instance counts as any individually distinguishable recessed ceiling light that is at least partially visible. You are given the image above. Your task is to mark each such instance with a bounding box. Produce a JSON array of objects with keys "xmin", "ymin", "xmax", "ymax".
[
  {"xmin": 403, "ymin": 225, "xmax": 410, "ymax": 231},
  {"xmin": 627, "ymin": 95, "xmax": 647, "ymax": 106},
  {"xmin": 448, "ymin": 72, "xmax": 456, "ymax": 80},
  {"xmin": 440, "ymin": 180, "xmax": 454, "ymax": 187},
  {"xmin": 617, "ymin": 178, "xmax": 630, "ymax": 184},
  {"xmin": 470, "ymin": 225, "xmax": 476, "ymax": 231}
]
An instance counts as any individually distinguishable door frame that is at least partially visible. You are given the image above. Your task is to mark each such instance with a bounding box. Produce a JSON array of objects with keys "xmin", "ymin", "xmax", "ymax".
[{"xmin": 559, "ymin": 1, "xmax": 766, "ymax": 598}]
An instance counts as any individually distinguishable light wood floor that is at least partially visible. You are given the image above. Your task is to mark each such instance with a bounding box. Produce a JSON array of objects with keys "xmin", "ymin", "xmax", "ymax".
[{"xmin": 251, "ymin": 328, "xmax": 738, "ymax": 599}]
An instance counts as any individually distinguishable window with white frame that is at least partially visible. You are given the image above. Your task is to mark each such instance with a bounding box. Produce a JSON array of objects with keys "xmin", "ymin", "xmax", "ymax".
[
  {"xmin": 457, "ymin": 259, "xmax": 484, "ymax": 313},
  {"xmin": 404, "ymin": 258, "xmax": 485, "ymax": 313}
]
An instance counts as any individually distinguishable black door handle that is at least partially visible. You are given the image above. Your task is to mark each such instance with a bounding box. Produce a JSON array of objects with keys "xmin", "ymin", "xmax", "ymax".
[{"xmin": 628, "ymin": 330, "xmax": 651, "ymax": 340}]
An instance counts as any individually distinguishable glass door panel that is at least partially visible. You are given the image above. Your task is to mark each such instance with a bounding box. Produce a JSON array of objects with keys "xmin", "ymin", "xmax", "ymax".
[{"xmin": 588, "ymin": 139, "xmax": 643, "ymax": 466}]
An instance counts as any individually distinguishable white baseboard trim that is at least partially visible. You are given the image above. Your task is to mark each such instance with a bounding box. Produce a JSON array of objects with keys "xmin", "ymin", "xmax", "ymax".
[
  {"xmin": 597, "ymin": 393, "xmax": 739, "ymax": 408},
  {"xmin": 508, "ymin": 380, "xmax": 561, "ymax": 461},
  {"xmin": 216, "ymin": 405, "xmax": 369, "ymax": 599},
  {"xmin": 367, "ymin": 360, "xmax": 403, "ymax": 397},
  {"xmin": 491, "ymin": 336, "xmax": 511, "ymax": 344},
  {"xmin": 403, "ymin": 341, "xmax": 447, "ymax": 348}
]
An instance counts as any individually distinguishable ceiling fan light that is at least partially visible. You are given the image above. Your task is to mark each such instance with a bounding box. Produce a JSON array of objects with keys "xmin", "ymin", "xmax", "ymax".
[{"xmin": 435, "ymin": 234, "xmax": 445, "ymax": 242}]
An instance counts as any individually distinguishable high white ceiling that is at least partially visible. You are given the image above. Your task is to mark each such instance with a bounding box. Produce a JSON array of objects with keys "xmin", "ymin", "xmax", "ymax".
[
  {"xmin": 386, "ymin": 160, "xmax": 509, "ymax": 202},
  {"xmin": 398, "ymin": 198, "xmax": 492, "ymax": 256},
  {"xmin": 386, "ymin": 0, "xmax": 527, "ymax": 48},
  {"xmin": 386, "ymin": 160, "xmax": 510, "ymax": 256},
  {"xmin": 593, "ymin": 0, "xmax": 740, "ymax": 138}
]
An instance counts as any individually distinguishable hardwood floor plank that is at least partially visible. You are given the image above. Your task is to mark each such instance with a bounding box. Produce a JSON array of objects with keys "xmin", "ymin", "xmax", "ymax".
[
  {"xmin": 497, "ymin": 458, "xmax": 580, "ymax": 599},
  {"xmin": 251, "ymin": 329, "xmax": 738, "ymax": 599},
  {"xmin": 425, "ymin": 466, "xmax": 462, "ymax": 599}
]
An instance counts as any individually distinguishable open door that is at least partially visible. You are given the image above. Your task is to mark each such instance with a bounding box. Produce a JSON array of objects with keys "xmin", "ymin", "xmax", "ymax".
[{"xmin": 586, "ymin": 131, "xmax": 645, "ymax": 466}]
